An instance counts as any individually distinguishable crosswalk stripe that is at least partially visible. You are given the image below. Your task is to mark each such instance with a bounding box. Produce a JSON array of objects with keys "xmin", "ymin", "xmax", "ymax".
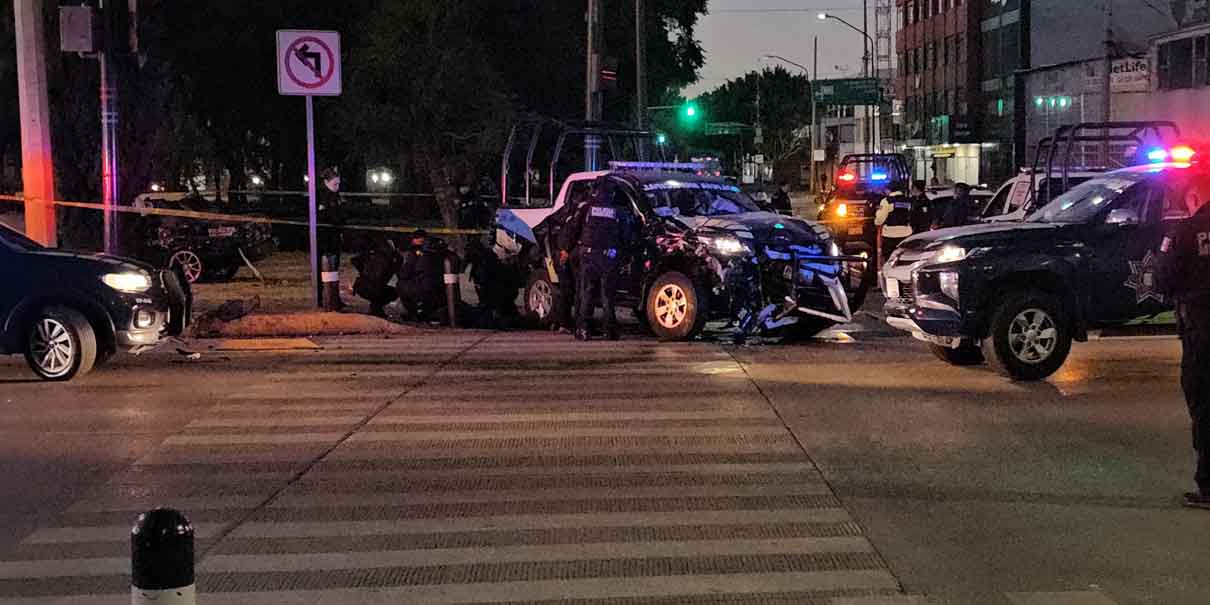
[
  {"xmin": 163, "ymin": 433, "xmax": 345, "ymax": 445},
  {"xmin": 199, "ymin": 537, "xmax": 874, "ymax": 574},
  {"xmin": 0, "ymin": 557, "xmax": 127, "ymax": 579},
  {"xmin": 232, "ymin": 509, "xmax": 854, "ymax": 539},
  {"xmin": 301, "ymin": 462, "xmax": 821, "ymax": 480},
  {"xmin": 0, "ymin": 571, "xmax": 899, "ymax": 604},
  {"xmin": 348, "ymin": 426, "xmax": 790, "ymax": 442},
  {"xmin": 369, "ymin": 411, "xmax": 777, "ymax": 423},
  {"xmin": 24, "ymin": 522, "xmax": 229, "ymax": 545},
  {"xmin": 188, "ymin": 416, "xmax": 367, "ymax": 428}
]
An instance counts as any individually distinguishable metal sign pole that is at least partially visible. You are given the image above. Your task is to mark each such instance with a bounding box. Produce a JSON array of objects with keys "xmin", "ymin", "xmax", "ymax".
[{"xmin": 305, "ymin": 95, "xmax": 319, "ymax": 309}]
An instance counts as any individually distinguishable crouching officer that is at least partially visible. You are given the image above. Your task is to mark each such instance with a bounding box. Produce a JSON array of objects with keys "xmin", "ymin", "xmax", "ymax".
[
  {"xmin": 350, "ymin": 232, "xmax": 401, "ymax": 318},
  {"xmin": 396, "ymin": 229, "xmax": 445, "ymax": 322},
  {"xmin": 561, "ymin": 179, "xmax": 637, "ymax": 341},
  {"xmin": 1156, "ymin": 183, "xmax": 1210, "ymax": 509}
]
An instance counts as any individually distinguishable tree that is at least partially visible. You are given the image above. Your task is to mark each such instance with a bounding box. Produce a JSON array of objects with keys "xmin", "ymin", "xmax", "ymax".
[{"xmin": 698, "ymin": 67, "xmax": 815, "ymax": 163}]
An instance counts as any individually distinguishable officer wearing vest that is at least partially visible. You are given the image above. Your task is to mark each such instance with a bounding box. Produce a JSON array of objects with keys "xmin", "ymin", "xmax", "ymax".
[
  {"xmin": 561, "ymin": 178, "xmax": 636, "ymax": 341},
  {"xmin": 875, "ymin": 180, "xmax": 921, "ymax": 263},
  {"xmin": 1156, "ymin": 182, "xmax": 1210, "ymax": 510}
]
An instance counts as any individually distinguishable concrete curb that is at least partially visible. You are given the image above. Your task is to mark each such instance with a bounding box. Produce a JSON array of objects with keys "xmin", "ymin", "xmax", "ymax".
[{"xmin": 191, "ymin": 312, "xmax": 424, "ymax": 339}]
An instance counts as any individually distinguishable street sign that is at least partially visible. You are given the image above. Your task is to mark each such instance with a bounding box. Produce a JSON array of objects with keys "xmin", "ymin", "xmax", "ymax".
[
  {"xmin": 277, "ymin": 30, "xmax": 342, "ymax": 96},
  {"xmin": 814, "ymin": 78, "xmax": 880, "ymax": 106},
  {"xmin": 276, "ymin": 30, "xmax": 342, "ymax": 308},
  {"xmin": 704, "ymin": 122, "xmax": 752, "ymax": 136}
]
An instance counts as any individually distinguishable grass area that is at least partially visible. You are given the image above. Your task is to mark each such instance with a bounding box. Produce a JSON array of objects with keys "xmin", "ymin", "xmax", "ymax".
[{"xmin": 191, "ymin": 252, "xmax": 352, "ymax": 316}]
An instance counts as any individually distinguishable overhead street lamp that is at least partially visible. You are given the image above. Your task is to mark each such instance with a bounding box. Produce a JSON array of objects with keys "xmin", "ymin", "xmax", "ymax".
[
  {"xmin": 761, "ymin": 54, "xmax": 819, "ymax": 193},
  {"xmin": 818, "ymin": 11, "xmax": 880, "ymax": 153}
]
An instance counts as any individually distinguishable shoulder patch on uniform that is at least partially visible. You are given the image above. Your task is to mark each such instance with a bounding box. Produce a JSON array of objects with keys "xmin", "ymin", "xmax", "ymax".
[
  {"xmin": 1198, "ymin": 232, "xmax": 1210, "ymax": 257},
  {"xmin": 590, "ymin": 206, "xmax": 617, "ymax": 219},
  {"xmin": 1161, "ymin": 237, "xmax": 1173, "ymax": 253}
]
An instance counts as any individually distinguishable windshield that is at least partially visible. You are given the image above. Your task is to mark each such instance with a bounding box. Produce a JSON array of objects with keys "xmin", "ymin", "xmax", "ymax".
[
  {"xmin": 1027, "ymin": 172, "xmax": 1151, "ymax": 224},
  {"xmin": 0, "ymin": 223, "xmax": 44, "ymax": 252},
  {"xmin": 643, "ymin": 182, "xmax": 761, "ymax": 217}
]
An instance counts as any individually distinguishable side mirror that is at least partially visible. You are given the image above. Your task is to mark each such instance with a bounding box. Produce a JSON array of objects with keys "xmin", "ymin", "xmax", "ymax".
[{"xmin": 1106, "ymin": 208, "xmax": 1140, "ymax": 227}]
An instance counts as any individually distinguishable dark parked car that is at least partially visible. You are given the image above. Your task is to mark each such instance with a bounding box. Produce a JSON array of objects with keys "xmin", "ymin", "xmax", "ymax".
[
  {"xmin": 132, "ymin": 195, "xmax": 276, "ymax": 283},
  {"xmin": 0, "ymin": 224, "xmax": 191, "ymax": 381}
]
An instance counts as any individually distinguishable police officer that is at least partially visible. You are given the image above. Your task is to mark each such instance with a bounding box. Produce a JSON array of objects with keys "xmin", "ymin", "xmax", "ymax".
[
  {"xmin": 875, "ymin": 179, "xmax": 920, "ymax": 264},
  {"xmin": 561, "ymin": 179, "xmax": 636, "ymax": 341},
  {"xmin": 396, "ymin": 229, "xmax": 445, "ymax": 322},
  {"xmin": 553, "ymin": 190, "xmax": 593, "ymax": 333},
  {"xmin": 350, "ymin": 232, "xmax": 401, "ymax": 318},
  {"xmin": 1156, "ymin": 182, "xmax": 1210, "ymax": 510},
  {"xmin": 317, "ymin": 166, "xmax": 346, "ymax": 309}
]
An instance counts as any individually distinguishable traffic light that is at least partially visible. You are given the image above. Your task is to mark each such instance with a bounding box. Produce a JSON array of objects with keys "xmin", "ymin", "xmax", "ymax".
[
  {"xmin": 656, "ymin": 133, "xmax": 668, "ymax": 145},
  {"xmin": 684, "ymin": 103, "xmax": 699, "ymax": 120}
]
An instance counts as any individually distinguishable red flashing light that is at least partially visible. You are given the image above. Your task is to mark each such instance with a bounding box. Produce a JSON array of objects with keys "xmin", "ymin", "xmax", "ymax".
[{"xmin": 837, "ymin": 172, "xmax": 857, "ymax": 184}]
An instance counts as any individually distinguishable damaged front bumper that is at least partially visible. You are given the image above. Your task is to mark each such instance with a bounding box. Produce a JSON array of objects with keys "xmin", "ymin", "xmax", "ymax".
[{"xmin": 728, "ymin": 245, "xmax": 866, "ymax": 335}]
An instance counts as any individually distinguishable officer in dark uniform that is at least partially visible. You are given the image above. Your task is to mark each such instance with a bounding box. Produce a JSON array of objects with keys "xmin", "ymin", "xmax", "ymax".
[
  {"xmin": 938, "ymin": 182, "xmax": 978, "ymax": 229},
  {"xmin": 317, "ymin": 167, "xmax": 346, "ymax": 308},
  {"xmin": 349, "ymin": 231, "xmax": 401, "ymax": 318},
  {"xmin": 561, "ymin": 179, "xmax": 636, "ymax": 341},
  {"xmin": 1156, "ymin": 182, "xmax": 1210, "ymax": 509},
  {"xmin": 396, "ymin": 229, "xmax": 445, "ymax": 322}
]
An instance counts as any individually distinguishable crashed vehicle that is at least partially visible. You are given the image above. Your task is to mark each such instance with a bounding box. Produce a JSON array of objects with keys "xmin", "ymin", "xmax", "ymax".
[
  {"xmin": 498, "ymin": 162, "xmax": 870, "ymax": 341},
  {"xmin": 131, "ymin": 194, "xmax": 277, "ymax": 283}
]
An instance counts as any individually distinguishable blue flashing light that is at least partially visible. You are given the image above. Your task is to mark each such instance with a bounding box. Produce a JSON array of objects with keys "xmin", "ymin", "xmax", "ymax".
[
  {"xmin": 870, "ymin": 172, "xmax": 889, "ymax": 181},
  {"xmin": 1147, "ymin": 148, "xmax": 1169, "ymax": 163},
  {"xmin": 774, "ymin": 223, "xmax": 786, "ymax": 230}
]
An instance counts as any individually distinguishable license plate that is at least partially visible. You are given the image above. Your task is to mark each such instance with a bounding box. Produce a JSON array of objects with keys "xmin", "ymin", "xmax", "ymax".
[
  {"xmin": 208, "ymin": 226, "xmax": 236, "ymax": 237},
  {"xmin": 885, "ymin": 279, "xmax": 900, "ymax": 299},
  {"xmin": 847, "ymin": 225, "xmax": 864, "ymax": 236}
]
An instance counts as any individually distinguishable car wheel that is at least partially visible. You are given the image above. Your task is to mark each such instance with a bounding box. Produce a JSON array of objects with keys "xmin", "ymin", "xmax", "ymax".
[
  {"xmin": 23, "ymin": 307, "xmax": 98, "ymax": 382},
  {"xmin": 645, "ymin": 271, "xmax": 707, "ymax": 341},
  {"xmin": 982, "ymin": 290, "xmax": 1072, "ymax": 381},
  {"xmin": 930, "ymin": 341, "xmax": 985, "ymax": 366},
  {"xmin": 524, "ymin": 269, "xmax": 560, "ymax": 328},
  {"xmin": 169, "ymin": 250, "xmax": 204, "ymax": 284},
  {"xmin": 776, "ymin": 317, "xmax": 836, "ymax": 342}
]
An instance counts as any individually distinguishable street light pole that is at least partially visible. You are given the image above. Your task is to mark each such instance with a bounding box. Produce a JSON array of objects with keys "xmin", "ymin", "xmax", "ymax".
[
  {"xmin": 585, "ymin": 0, "xmax": 602, "ymax": 170},
  {"xmin": 819, "ymin": 12, "xmax": 878, "ymax": 154},
  {"xmin": 761, "ymin": 54, "xmax": 816, "ymax": 192},
  {"xmin": 635, "ymin": 0, "xmax": 647, "ymax": 131}
]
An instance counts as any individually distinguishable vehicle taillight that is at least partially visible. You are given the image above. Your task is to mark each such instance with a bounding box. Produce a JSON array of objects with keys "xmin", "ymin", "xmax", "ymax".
[{"xmin": 1171, "ymin": 146, "xmax": 1196, "ymax": 163}]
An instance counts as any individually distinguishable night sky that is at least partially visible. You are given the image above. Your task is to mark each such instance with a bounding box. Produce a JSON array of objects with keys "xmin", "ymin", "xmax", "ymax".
[{"xmin": 688, "ymin": 0, "xmax": 874, "ymax": 97}]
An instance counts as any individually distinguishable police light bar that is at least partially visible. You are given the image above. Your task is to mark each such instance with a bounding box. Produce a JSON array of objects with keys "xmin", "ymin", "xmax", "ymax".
[
  {"xmin": 870, "ymin": 172, "xmax": 889, "ymax": 181},
  {"xmin": 609, "ymin": 161, "xmax": 705, "ymax": 172},
  {"xmin": 837, "ymin": 172, "xmax": 857, "ymax": 183},
  {"xmin": 1147, "ymin": 145, "xmax": 1197, "ymax": 164}
]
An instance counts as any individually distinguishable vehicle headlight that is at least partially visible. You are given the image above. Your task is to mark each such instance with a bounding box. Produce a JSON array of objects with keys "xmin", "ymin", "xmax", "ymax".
[
  {"xmin": 102, "ymin": 271, "xmax": 152, "ymax": 293},
  {"xmin": 836, "ymin": 203, "xmax": 848, "ymax": 218},
  {"xmin": 928, "ymin": 244, "xmax": 969, "ymax": 264},
  {"xmin": 939, "ymin": 271, "xmax": 960, "ymax": 300},
  {"xmin": 701, "ymin": 235, "xmax": 751, "ymax": 256}
]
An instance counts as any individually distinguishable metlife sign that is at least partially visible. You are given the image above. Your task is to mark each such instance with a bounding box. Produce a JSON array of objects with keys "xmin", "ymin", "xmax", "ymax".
[{"xmin": 1110, "ymin": 58, "xmax": 1150, "ymax": 93}]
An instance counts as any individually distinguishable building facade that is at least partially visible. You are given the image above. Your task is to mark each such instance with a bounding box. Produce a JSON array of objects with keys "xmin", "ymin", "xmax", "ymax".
[{"xmin": 896, "ymin": 0, "xmax": 984, "ymax": 186}]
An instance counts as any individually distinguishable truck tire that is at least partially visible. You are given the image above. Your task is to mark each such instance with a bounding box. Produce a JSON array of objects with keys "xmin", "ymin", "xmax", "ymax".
[
  {"xmin": 524, "ymin": 269, "xmax": 560, "ymax": 328},
  {"xmin": 24, "ymin": 306, "xmax": 98, "ymax": 382},
  {"xmin": 645, "ymin": 271, "xmax": 708, "ymax": 341},
  {"xmin": 982, "ymin": 290, "xmax": 1072, "ymax": 381},
  {"xmin": 930, "ymin": 341, "xmax": 985, "ymax": 366},
  {"xmin": 169, "ymin": 250, "xmax": 204, "ymax": 284}
]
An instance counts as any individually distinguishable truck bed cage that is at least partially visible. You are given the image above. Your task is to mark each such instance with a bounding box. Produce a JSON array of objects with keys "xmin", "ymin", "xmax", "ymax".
[
  {"xmin": 501, "ymin": 119, "xmax": 664, "ymax": 208},
  {"xmin": 1029, "ymin": 121, "xmax": 1182, "ymax": 211}
]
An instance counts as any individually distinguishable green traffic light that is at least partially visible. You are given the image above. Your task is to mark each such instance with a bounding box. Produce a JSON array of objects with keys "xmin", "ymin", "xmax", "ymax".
[
  {"xmin": 684, "ymin": 104, "xmax": 698, "ymax": 119},
  {"xmin": 657, "ymin": 133, "xmax": 667, "ymax": 144}
]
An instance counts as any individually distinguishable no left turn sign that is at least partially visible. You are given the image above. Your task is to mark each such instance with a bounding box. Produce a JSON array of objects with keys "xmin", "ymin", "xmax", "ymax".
[{"xmin": 277, "ymin": 30, "xmax": 342, "ymax": 96}]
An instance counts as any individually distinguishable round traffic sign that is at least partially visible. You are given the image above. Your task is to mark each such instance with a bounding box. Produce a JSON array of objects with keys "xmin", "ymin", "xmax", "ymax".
[{"xmin": 284, "ymin": 36, "xmax": 337, "ymax": 90}]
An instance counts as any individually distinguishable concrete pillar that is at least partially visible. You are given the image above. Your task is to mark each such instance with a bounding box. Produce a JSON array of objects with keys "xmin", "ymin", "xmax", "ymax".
[{"xmin": 13, "ymin": 0, "xmax": 57, "ymax": 247}]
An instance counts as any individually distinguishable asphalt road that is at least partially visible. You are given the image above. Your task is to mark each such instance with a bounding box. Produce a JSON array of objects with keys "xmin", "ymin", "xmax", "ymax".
[{"xmin": 0, "ymin": 326, "xmax": 1201, "ymax": 604}]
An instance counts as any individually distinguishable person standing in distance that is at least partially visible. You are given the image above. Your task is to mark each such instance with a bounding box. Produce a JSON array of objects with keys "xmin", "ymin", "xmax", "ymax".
[
  {"xmin": 561, "ymin": 178, "xmax": 637, "ymax": 341},
  {"xmin": 1156, "ymin": 181, "xmax": 1210, "ymax": 509},
  {"xmin": 317, "ymin": 166, "xmax": 346, "ymax": 309},
  {"xmin": 936, "ymin": 182, "xmax": 978, "ymax": 229}
]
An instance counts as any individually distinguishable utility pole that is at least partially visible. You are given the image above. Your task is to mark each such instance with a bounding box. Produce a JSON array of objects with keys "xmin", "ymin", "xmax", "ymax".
[
  {"xmin": 98, "ymin": 0, "xmax": 123, "ymax": 254},
  {"xmin": 635, "ymin": 0, "xmax": 646, "ymax": 130},
  {"xmin": 1102, "ymin": 0, "xmax": 1114, "ymax": 166},
  {"xmin": 585, "ymin": 0, "xmax": 603, "ymax": 170},
  {"xmin": 14, "ymin": 0, "xmax": 57, "ymax": 247},
  {"xmin": 863, "ymin": 0, "xmax": 871, "ymax": 153},
  {"xmin": 813, "ymin": 36, "xmax": 820, "ymax": 195}
]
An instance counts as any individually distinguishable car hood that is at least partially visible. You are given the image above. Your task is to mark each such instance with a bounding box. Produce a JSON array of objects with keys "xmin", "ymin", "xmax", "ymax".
[
  {"xmin": 899, "ymin": 221, "xmax": 1071, "ymax": 251},
  {"xmin": 671, "ymin": 212, "xmax": 828, "ymax": 246},
  {"xmin": 27, "ymin": 249, "xmax": 156, "ymax": 274}
]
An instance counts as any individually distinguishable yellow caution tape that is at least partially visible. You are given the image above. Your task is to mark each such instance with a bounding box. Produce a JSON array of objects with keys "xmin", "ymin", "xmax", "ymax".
[{"xmin": 0, "ymin": 194, "xmax": 487, "ymax": 236}]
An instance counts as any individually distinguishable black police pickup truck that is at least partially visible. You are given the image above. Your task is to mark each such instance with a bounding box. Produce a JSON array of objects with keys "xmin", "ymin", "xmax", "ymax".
[
  {"xmin": 883, "ymin": 150, "xmax": 1205, "ymax": 380},
  {"xmin": 0, "ymin": 224, "xmax": 191, "ymax": 381},
  {"xmin": 510, "ymin": 164, "xmax": 869, "ymax": 341}
]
